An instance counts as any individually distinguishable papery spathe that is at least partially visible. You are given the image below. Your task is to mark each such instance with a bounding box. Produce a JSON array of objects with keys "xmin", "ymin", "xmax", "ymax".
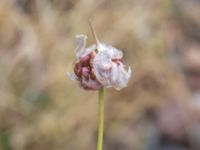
[{"xmin": 68, "ymin": 34, "xmax": 131, "ymax": 90}]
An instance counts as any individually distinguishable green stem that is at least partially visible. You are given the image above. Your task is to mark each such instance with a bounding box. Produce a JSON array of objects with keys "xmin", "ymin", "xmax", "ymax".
[{"xmin": 97, "ymin": 87, "xmax": 104, "ymax": 150}]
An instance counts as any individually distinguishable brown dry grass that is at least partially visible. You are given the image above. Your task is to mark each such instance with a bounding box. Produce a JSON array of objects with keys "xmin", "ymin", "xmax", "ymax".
[{"xmin": 0, "ymin": 0, "xmax": 200, "ymax": 150}]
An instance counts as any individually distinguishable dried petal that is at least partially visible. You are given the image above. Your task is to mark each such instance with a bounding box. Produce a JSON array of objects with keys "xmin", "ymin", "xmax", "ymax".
[
  {"xmin": 75, "ymin": 34, "xmax": 87, "ymax": 58},
  {"xmin": 99, "ymin": 43, "xmax": 123, "ymax": 59},
  {"xmin": 92, "ymin": 44, "xmax": 131, "ymax": 90},
  {"xmin": 112, "ymin": 64, "xmax": 131, "ymax": 90},
  {"xmin": 67, "ymin": 72, "xmax": 77, "ymax": 81}
]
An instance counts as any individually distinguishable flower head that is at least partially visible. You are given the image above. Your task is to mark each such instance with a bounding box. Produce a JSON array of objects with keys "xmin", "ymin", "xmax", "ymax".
[{"xmin": 68, "ymin": 24, "xmax": 131, "ymax": 90}]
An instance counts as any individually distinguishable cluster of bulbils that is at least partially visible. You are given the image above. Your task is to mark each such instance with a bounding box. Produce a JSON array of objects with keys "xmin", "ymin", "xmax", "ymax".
[{"xmin": 68, "ymin": 34, "xmax": 131, "ymax": 90}]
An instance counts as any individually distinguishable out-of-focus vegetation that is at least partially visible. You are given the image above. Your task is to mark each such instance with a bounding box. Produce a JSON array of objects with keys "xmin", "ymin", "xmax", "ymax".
[{"xmin": 0, "ymin": 0, "xmax": 200, "ymax": 150}]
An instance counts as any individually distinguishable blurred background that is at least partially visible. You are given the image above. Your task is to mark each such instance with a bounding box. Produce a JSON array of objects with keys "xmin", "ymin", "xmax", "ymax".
[{"xmin": 0, "ymin": 0, "xmax": 200, "ymax": 150}]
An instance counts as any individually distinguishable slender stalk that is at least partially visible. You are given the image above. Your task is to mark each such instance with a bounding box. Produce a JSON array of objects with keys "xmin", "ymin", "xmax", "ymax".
[
  {"xmin": 88, "ymin": 20, "xmax": 104, "ymax": 150},
  {"xmin": 97, "ymin": 87, "xmax": 104, "ymax": 150}
]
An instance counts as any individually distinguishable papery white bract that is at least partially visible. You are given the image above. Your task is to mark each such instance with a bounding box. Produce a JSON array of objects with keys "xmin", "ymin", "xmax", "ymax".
[
  {"xmin": 75, "ymin": 34, "xmax": 96, "ymax": 59},
  {"xmin": 93, "ymin": 43, "xmax": 131, "ymax": 90},
  {"xmin": 68, "ymin": 34, "xmax": 131, "ymax": 90}
]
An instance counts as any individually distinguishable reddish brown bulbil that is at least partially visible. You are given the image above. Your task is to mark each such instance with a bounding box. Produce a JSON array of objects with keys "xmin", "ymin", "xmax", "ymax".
[{"xmin": 73, "ymin": 52, "xmax": 102, "ymax": 90}]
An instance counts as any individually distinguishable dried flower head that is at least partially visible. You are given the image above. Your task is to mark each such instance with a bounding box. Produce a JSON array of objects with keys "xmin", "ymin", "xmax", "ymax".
[{"xmin": 68, "ymin": 23, "xmax": 131, "ymax": 90}]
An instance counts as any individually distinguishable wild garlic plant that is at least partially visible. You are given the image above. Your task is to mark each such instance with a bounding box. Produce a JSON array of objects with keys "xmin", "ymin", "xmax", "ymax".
[{"xmin": 68, "ymin": 21, "xmax": 131, "ymax": 150}]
